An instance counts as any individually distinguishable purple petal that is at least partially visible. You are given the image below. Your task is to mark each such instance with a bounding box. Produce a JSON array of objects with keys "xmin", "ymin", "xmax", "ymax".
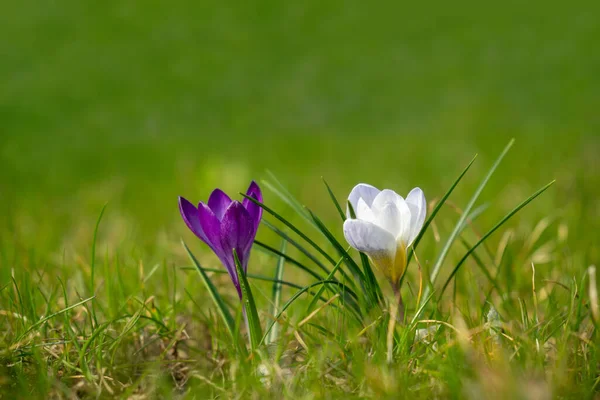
[
  {"xmin": 179, "ymin": 197, "xmax": 209, "ymax": 243},
  {"xmin": 207, "ymin": 189, "xmax": 233, "ymax": 221},
  {"xmin": 242, "ymin": 180, "xmax": 263, "ymax": 233},
  {"xmin": 197, "ymin": 201, "xmax": 242, "ymax": 296},
  {"xmin": 220, "ymin": 201, "xmax": 254, "ymax": 273},
  {"xmin": 196, "ymin": 202, "xmax": 222, "ymax": 251}
]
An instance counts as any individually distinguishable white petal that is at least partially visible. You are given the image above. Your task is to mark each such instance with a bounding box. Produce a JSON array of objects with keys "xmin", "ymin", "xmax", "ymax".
[
  {"xmin": 343, "ymin": 219, "xmax": 396, "ymax": 260},
  {"xmin": 347, "ymin": 183, "xmax": 380, "ymax": 218},
  {"xmin": 356, "ymin": 198, "xmax": 376, "ymax": 223},
  {"xmin": 371, "ymin": 189, "xmax": 412, "ymax": 240},
  {"xmin": 406, "ymin": 187, "xmax": 427, "ymax": 245},
  {"xmin": 372, "ymin": 189, "xmax": 404, "ymax": 211}
]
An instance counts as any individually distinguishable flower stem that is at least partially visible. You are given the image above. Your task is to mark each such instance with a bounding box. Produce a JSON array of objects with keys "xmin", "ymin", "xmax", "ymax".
[
  {"xmin": 386, "ymin": 282, "xmax": 404, "ymax": 363},
  {"xmin": 392, "ymin": 283, "xmax": 404, "ymax": 323}
]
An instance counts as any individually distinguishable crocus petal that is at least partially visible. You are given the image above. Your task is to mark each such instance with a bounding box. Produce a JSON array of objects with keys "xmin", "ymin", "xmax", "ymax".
[
  {"xmin": 220, "ymin": 201, "xmax": 254, "ymax": 273},
  {"xmin": 356, "ymin": 198, "xmax": 376, "ymax": 223},
  {"xmin": 344, "ymin": 219, "xmax": 408, "ymax": 284},
  {"xmin": 406, "ymin": 187, "xmax": 427, "ymax": 245},
  {"xmin": 371, "ymin": 189, "xmax": 412, "ymax": 241},
  {"xmin": 197, "ymin": 202, "xmax": 223, "ymax": 254},
  {"xmin": 347, "ymin": 183, "xmax": 380, "ymax": 218},
  {"xmin": 207, "ymin": 189, "xmax": 233, "ymax": 221},
  {"xmin": 179, "ymin": 197, "xmax": 209, "ymax": 243},
  {"xmin": 242, "ymin": 180, "xmax": 263, "ymax": 233},
  {"xmin": 343, "ymin": 219, "xmax": 396, "ymax": 261}
]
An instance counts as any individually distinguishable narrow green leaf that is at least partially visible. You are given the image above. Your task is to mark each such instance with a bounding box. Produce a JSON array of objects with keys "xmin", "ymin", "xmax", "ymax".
[
  {"xmin": 90, "ymin": 203, "xmax": 107, "ymax": 328},
  {"xmin": 260, "ymin": 221, "xmax": 333, "ymax": 278},
  {"xmin": 260, "ymin": 280, "xmax": 361, "ymax": 346},
  {"xmin": 457, "ymin": 203, "xmax": 489, "ymax": 233},
  {"xmin": 233, "ymin": 249, "xmax": 263, "ymax": 350},
  {"xmin": 407, "ymin": 154, "xmax": 478, "ymax": 264},
  {"xmin": 458, "ymin": 236, "xmax": 501, "ymax": 295},
  {"xmin": 322, "ymin": 177, "xmax": 346, "ymax": 221},
  {"xmin": 16, "ymin": 296, "xmax": 95, "ymax": 343},
  {"xmin": 180, "ymin": 265, "xmax": 354, "ymax": 309},
  {"xmin": 409, "ymin": 291, "xmax": 436, "ymax": 328},
  {"xmin": 267, "ymin": 240, "xmax": 287, "ymax": 344},
  {"xmin": 182, "ymin": 240, "xmax": 235, "ymax": 338},
  {"xmin": 244, "ymin": 195, "xmax": 360, "ymax": 294},
  {"xmin": 254, "ymin": 239, "xmax": 324, "ymax": 282},
  {"xmin": 422, "ymin": 139, "xmax": 515, "ymax": 306},
  {"xmin": 241, "ymin": 194, "xmax": 339, "ymax": 268},
  {"xmin": 305, "ymin": 208, "xmax": 365, "ymax": 284},
  {"xmin": 263, "ymin": 171, "xmax": 315, "ymax": 226},
  {"xmin": 437, "ymin": 180, "xmax": 555, "ymax": 299},
  {"xmin": 306, "ymin": 254, "xmax": 347, "ymax": 314},
  {"xmin": 79, "ymin": 315, "xmax": 129, "ymax": 378},
  {"xmin": 181, "ymin": 266, "xmax": 302, "ymax": 290},
  {"xmin": 304, "ymin": 209, "xmax": 371, "ymax": 317}
]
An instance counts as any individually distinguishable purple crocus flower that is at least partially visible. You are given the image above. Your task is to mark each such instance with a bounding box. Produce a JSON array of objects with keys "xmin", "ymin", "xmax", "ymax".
[{"xmin": 178, "ymin": 181, "xmax": 263, "ymax": 298}]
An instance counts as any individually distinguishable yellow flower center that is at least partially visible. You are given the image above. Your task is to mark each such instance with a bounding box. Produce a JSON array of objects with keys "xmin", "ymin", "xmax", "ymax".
[{"xmin": 369, "ymin": 240, "xmax": 407, "ymax": 284}]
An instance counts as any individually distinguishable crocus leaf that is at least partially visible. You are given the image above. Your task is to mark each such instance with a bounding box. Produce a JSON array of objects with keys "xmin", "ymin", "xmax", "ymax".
[
  {"xmin": 322, "ymin": 177, "xmax": 346, "ymax": 221},
  {"xmin": 242, "ymin": 194, "xmax": 357, "ymax": 291},
  {"xmin": 180, "ymin": 265, "xmax": 359, "ymax": 305},
  {"xmin": 305, "ymin": 208, "xmax": 365, "ymax": 283},
  {"xmin": 458, "ymin": 236, "xmax": 501, "ymax": 295},
  {"xmin": 305, "ymin": 253, "xmax": 347, "ymax": 314},
  {"xmin": 233, "ymin": 249, "xmax": 263, "ymax": 351},
  {"xmin": 263, "ymin": 170, "xmax": 315, "ymax": 227},
  {"xmin": 182, "ymin": 240, "xmax": 236, "ymax": 339},
  {"xmin": 241, "ymin": 194, "xmax": 338, "ymax": 266},
  {"xmin": 420, "ymin": 139, "xmax": 514, "ymax": 307},
  {"xmin": 305, "ymin": 208, "xmax": 375, "ymax": 309},
  {"xmin": 407, "ymin": 154, "xmax": 478, "ymax": 264},
  {"xmin": 437, "ymin": 180, "xmax": 555, "ymax": 300},
  {"xmin": 254, "ymin": 239, "xmax": 325, "ymax": 282},
  {"xmin": 260, "ymin": 280, "xmax": 364, "ymax": 346},
  {"xmin": 267, "ymin": 240, "xmax": 287, "ymax": 345},
  {"xmin": 260, "ymin": 220, "xmax": 332, "ymax": 279}
]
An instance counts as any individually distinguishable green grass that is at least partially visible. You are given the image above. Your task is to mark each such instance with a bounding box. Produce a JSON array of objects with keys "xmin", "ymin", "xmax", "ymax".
[{"xmin": 1, "ymin": 0, "xmax": 599, "ymax": 398}]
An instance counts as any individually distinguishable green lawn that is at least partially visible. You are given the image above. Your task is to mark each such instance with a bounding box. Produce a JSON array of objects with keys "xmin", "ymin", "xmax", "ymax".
[{"xmin": 1, "ymin": 1, "xmax": 599, "ymax": 398}]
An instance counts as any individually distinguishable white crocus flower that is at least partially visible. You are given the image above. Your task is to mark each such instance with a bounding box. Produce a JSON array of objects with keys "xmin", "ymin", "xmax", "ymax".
[{"xmin": 343, "ymin": 184, "xmax": 426, "ymax": 285}]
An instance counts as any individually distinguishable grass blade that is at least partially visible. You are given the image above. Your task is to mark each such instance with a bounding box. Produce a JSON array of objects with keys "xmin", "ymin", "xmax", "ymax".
[
  {"xmin": 254, "ymin": 239, "xmax": 325, "ymax": 282},
  {"xmin": 242, "ymin": 194, "xmax": 356, "ymax": 290},
  {"xmin": 260, "ymin": 280, "xmax": 361, "ymax": 346},
  {"xmin": 90, "ymin": 203, "xmax": 107, "ymax": 328},
  {"xmin": 260, "ymin": 221, "xmax": 333, "ymax": 278},
  {"xmin": 322, "ymin": 177, "xmax": 346, "ymax": 221},
  {"xmin": 458, "ymin": 236, "xmax": 501, "ymax": 295},
  {"xmin": 263, "ymin": 171, "xmax": 315, "ymax": 226},
  {"xmin": 181, "ymin": 240, "xmax": 235, "ymax": 339},
  {"xmin": 421, "ymin": 139, "xmax": 515, "ymax": 306},
  {"xmin": 407, "ymin": 154, "xmax": 478, "ymax": 264},
  {"xmin": 267, "ymin": 240, "xmax": 287, "ymax": 344},
  {"xmin": 15, "ymin": 296, "xmax": 95, "ymax": 343},
  {"xmin": 241, "ymin": 194, "xmax": 338, "ymax": 266},
  {"xmin": 438, "ymin": 180, "xmax": 555, "ymax": 299},
  {"xmin": 180, "ymin": 265, "xmax": 356, "ymax": 307},
  {"xmin": 306, "ymin": 254, "xmax": 347, "ymax": 314},
  {"xmin": 305, "ymin": 208, "xmax": 365, "ymax": 284},
  {"xmin": 233, "ymin": 249, "xmax": 263, "ymax": 350}
]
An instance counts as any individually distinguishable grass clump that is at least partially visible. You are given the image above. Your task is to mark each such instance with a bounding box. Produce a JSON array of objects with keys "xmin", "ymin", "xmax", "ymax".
[{"xmin": 2, "ymin": 141, "xmax": 596, "ymax": 399}]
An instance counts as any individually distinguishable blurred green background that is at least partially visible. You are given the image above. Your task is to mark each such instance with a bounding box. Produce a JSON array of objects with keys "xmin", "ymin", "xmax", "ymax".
[{"xmin": 1, "ymin": 1, "xmax": 598, "ymax": 267}]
